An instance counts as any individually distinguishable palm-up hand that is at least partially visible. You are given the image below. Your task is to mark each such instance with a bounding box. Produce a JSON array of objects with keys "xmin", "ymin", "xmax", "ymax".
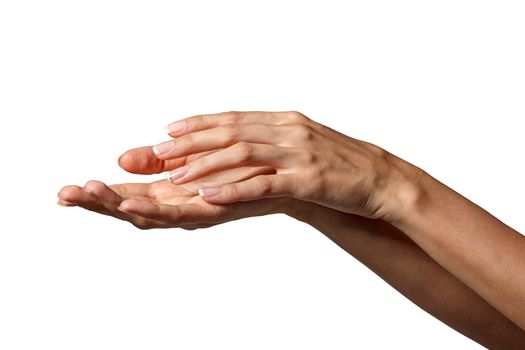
[{"xmin": 58, "ymin": 147, "xmax": 287, "ymax": 230}]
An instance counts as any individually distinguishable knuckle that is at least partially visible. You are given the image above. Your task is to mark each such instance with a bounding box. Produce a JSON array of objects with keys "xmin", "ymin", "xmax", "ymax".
[
  {"xmin": 362, "ymin": 142, "xmax": 390, "ymax": 169},
  {"xmin": 254, "ymin": 176, "xmax": 273, "ymax": 195},
  {"xmin": 187, "ymin": 116, "xmax": 203, "ymax": 131},
  {"xmin": 372, "ymin": 144, "xmax": 389, "ymax": 160},
  {"xmin": 223, "ymin": 123, "xmax": 241, "ymax": 142},
  {"xmin": 179, "ymin": 134, "xmax": 193, "ymax": 150},
  {"xmin": 224, "ymin": 111, "xmax": 242, "ymax": 123},
  {"xmin": 194, "ymin": 155, "xmax": 209, "ymax": 169},
  {"xmin": 226, "ymin": 183, "xmax": 240, "ymax": 198},
  {"xmin": 287, "ymin": 110, "xmax": 307, "ymax": 122},
  {"xmin": 132, "ymin": 219, "xmax": 153, "ymax": 230},
  {"xmin": 301, "ymin": 168, "xmax": 325, "ymax": 199},
  {"xmin": 235, "ymin": 141, "xmax": 255, "ymax": 161},
  {"xmin": 84, "ymin": 180, "xmax": 106, "ymax": 195},
  {"xmin": 212, "ymin": 205, "xmax": 227, "ymax": 216},
  {"xmin": 301, "ymin": 150, "xmax": 319, "ymax": 164},
  {"xmin": 172, "ymin": 207, "xmax": 185, "ymax": 222},
  {"xmin": 293, "ymin": 124, "xmax": 315, "ymax": 142},
  {"xmin": 363, "ymin": 141, "xmax": 385, "ymax": 155}
]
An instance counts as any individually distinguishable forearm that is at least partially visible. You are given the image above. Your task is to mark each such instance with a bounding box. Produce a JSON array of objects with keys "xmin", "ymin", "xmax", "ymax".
[
  {"xmin": 286, "ymin": 201, "xmax": 525, "ymax": 349},
  {"xmin": 391, "ymin": 169, "xmax": 525, "ymax": 331}
]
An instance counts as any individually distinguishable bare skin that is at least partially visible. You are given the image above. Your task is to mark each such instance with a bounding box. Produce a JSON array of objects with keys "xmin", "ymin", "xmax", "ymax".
[
  {"xmin": 58, "ymin": 160, "xmax": 280, "ymax": 230},
  {"xmin": 59, "ymin": 143, "xmax": 525, "ymax": 348},
  {"xmin": 149, "ymin": 111, "xmax": 525, "ymax": 332}
]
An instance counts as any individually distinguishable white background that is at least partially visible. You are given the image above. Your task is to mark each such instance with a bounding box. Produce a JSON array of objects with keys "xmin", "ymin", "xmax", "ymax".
[{"xmin": 1, "ymin": 1, "xmax": 524, "ymax": 349}]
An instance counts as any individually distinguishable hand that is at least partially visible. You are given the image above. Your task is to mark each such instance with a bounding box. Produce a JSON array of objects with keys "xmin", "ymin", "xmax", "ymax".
[
  {"xmin": 57, "ymin": 147, "xmax": 287, "ymax": 230},
  {"xmin": 153, "ymin": 111, "xmax": 423, "ymax": 221},
  {"xmin": 57, "ymin": 124, "xmax": 525, "ymax": 347}
]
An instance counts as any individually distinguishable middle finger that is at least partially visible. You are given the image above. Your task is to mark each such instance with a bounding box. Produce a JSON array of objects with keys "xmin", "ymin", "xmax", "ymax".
[{"xmin": 152, "ymin": 123, "xmax": 289, "ymax": 160}]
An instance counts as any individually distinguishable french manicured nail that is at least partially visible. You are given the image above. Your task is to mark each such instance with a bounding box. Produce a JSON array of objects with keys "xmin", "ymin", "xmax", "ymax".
[
  {"xmin": 165, "ymin": 120, "xmax": 187, "ymax": 134},
  {"xmin": 167, "ymin": 165, "xmax": 189, "ymax": 181},
  {"xmin": 198, "ymin": 187, "xmax": 220, "ymax": 197},
  {"xmin": 152, "ymin": 141, "xmax": 173, "ymax": 156}
]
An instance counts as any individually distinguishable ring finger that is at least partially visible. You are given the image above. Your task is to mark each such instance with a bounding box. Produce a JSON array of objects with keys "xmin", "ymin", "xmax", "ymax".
[{"xmin": 166, "ymin": 143, "xmax": 299, "ymax": 184}]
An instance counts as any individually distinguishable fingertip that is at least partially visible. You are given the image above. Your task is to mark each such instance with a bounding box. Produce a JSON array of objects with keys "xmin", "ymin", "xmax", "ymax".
[
  {"xmin": 117, "ymin": 199, "xmax": 151, "ymax": 214},
  {"xmin": 58, "ymin": 185, "xmax": 83, "ymax": 203},
  {"xmin": 117, "ymin": 150, "xmax": 133, "ymax": 170},
  {"xmin": 57, "ymin": 199, "xmax": 77, "ymax": 207},
  {"xmin": 198, "ymin": 187, "xmax": 221, "ymax": 198},
  {"xmin": 118, "ymin": 146, "xmax": 169, "ymax": 174},
  {"xmin": 198, "ymin": 187, "xmax": 232, "ymax": 204},
  {"xmin": 165, "ymin": 120, "xmax": 187, "ymax": 136},
  {"xmin": 117, "ymin": 199, "xmax": 132, "ymax": 213},
  {"xmin": 57, "ymin": 186, "xmax": 70, "ymax": 200},
  {"xmin": 152, "ymin": 145, "xmax": 161, "ymax": 156},
  {"xmin": 83, "ymin": 180, "xmax": 107, "ymax": 196},
  {"xmin": 118, "ymin": 147, "xmax": 155, "ymax": 171}
]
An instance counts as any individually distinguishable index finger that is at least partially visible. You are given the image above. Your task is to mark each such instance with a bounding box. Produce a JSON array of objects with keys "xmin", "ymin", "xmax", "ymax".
[{"xmin": 164, "ymin": 111, "xmax": 307, "ymax": 136}]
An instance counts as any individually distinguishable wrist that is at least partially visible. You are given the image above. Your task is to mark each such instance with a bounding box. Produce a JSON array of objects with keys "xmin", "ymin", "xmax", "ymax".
[{"xmin": 380, "ymin": 155, "xmax": 430, "ymax": 226}]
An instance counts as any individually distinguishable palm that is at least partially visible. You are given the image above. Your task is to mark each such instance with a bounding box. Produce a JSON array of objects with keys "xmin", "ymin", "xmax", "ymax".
[
  {"xmin": 116, "ymin": 165, "xmax": 271, "ymax": 203},
  {"xmin": 109, "ymin": 180, "xmax": 223, "ymax": 229},
  {"xmin": 60, "ymin": 165, "xmax": 279, "ymax": 230},
  {"xmin": 111, "ymin": 180, "xmax": 204, "ymax": 206}
]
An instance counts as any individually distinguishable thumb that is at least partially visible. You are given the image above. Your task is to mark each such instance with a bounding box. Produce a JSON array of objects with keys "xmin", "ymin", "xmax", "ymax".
[{"xmin": 118, "ymin": 146, "xmax": 186, "ymax": 174}]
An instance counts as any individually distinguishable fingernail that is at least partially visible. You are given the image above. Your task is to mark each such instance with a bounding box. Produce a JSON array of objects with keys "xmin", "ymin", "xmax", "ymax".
[
  {"xmin": 117, "ymin": 203, "xmax": 129, "ymax": 212},
  {"xmin": 167, "ymin": 165, "xmax": 189, "ymax": 181},
  {"xmin": 165, "ymin": 120, "xmax": 186, "ymax": 134},
  {"xmin": 198, "ymin": 187, "xmax": 220, "ymax": 197},
  {"xmin": 152, "ymin": 141, "xmax": 173, "ymax": 156}
]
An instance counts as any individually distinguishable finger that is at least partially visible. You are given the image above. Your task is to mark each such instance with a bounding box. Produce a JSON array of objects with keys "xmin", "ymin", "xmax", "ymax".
[
  {"xmin": 172, "ymin": 166, "xmax": 276, "ymax": 194},
  {"xmin": 57, "ymin": 199, "xmax": 77, "ymax": 207},
  {"xmin": 164, "ymin": 111, "xmax": 307, "ymax": 136},
  {"xmin": 59, "ymin": 183, "xmax": 168, "ymax": 229},
  {"xmin": 83, "ymin": 180, "xmax": 124, "ymax": 212},
  {"xmin": 167, "ymin": 143, "xmax": 296, "ymax": 184},
  {"xmin": 83, "ymin": 180, "xmax": 138, "ymax": 220},
  {"xmin": 197, "ymin": 174, "xmax": 295, "ymax": 204},
  {"xmin": 109, "ymin": 182, "xmax": 152, "ymax": 198},
  {"xmin": 82, "ymin": 180, "xmax": 169, "ymax": 229},
  {"xmin": 118, "ymin": 199, "xmax": 219, "ymax": 224},
  {"xmin": 57, "ymin": 186, "xmax": 85, "ymax": 207},
  {"xmin": 118, "ymin": 146, "xmax": 186, "ymax": 174},
  {"xmin": 153, "ymin": 123, "xmax": 289, "ymax": 160},
  {"xmin": 118, "ymin": 198, "xmax": 284, "ymax": 225},
  {"xmin": 118, "ymin": 146, "xmax": 217, "ymax": 174},
  {"xmin": 58, "ymin": 185, "xmax": 113, "ymax": 216},
  {"xmin": 58, "ymin": 185, "xmax": 95, "ymax": 203}
]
